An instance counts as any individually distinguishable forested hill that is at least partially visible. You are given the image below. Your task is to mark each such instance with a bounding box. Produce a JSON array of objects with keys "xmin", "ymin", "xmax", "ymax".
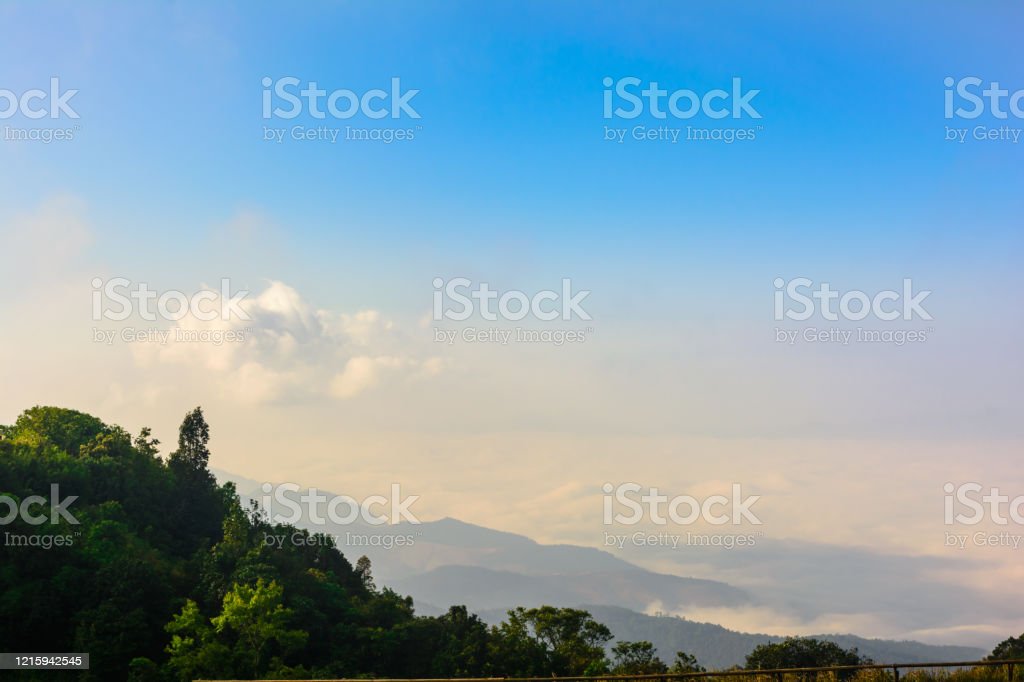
[{"xmin": 0, "ymin": 405, "xmax": 725, "ymax": 681}]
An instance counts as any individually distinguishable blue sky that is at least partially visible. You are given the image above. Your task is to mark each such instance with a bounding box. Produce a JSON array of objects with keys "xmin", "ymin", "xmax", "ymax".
[
  {"xmin": 1, "ymin": 1, "xmax": 1020, "ymax": 329},
  {"xmin": 3, "ymin": 1, "xmax": 1022, "ymax": 258},
  {"xmin": 15, "ymin": 2, "xmax": 1021, "ymax": 333}
]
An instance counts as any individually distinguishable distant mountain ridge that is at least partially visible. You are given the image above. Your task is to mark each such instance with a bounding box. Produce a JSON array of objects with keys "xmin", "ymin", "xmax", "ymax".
[
  {"xmin": 391, "ymin": 563, "xmax": 750, "ymax": 613},
  {"xmin": 472, "ymin": 605, "xmax": 987, "ymax": 669},
  {"xmin": 214, "ymin": 469, "xmax": 991, "ymax": 666}
]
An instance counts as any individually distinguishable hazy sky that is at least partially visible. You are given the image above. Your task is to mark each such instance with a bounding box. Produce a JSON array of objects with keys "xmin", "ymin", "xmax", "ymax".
[{"xmin": 1, "ymin": 0, "xmax": 1022, "ymax": 645}]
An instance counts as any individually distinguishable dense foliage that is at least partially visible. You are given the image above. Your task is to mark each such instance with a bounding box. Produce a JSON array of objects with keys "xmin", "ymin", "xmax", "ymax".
[
  {"xmin": 989, "ymin": 634, "xmax": 1024, "ymax": 661},
  {"xmin": 746, "ymin": 638, "xmax": 870, "ymax": 680},
  {"xmin": 0, "ymin": 406, "xmax": 700, "ymax": 681}
]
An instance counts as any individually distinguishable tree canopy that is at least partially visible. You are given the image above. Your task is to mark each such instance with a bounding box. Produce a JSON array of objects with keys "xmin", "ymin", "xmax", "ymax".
[
  {"xmin": 745, "ymin": 638, "xmax": 870, "ymax": 680},
  {"xmin": 989, "ymin": 634, "xmax": 1024, "ymax": 661}
]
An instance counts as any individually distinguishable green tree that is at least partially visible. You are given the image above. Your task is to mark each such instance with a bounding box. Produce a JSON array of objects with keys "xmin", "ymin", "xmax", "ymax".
[
  {"xmin": 489, "ymin": 609, "xmax": 550, "ymax": 677},
  {"xmin": 165, "ymin": 599, "xmax": 231, "ymax": 682},
  {"xmin": 990, "ymin": 634, "xmax": 1024, "ymax": 660},
  {"xmin": 5, "ymin": 405, "xmax": 106, "ymax": 453},
  {"xmin": 127, "ymin": 657, "xmax": 162, "ymax": 682},
  {"xmin": 166, "ymin": 406, "xmax": 232, "ymax": 555},
  {"xmin": 168, "ymin": 406, "xmax": 212, "ymax": 477},
  {"xmin": 670, "ymin": 651, "xmax": 706, "ymax": 674},
  {"xmin": 212, "ymin": 579, "xmax": 308, "ymax": 677},
  {"xmin": 611, "ymin": 640, "xmax": 668, "ymax": 675},
  {"xmin": 166, "ymin": 579, "xmax": 307, "ymax": 680},
  {"xmin": 512, "ymin": 606, "xmax": 612, "ymax": 676},
  {"xmin": 355, "ymin": 555, "xmax": 376, "ymax": 592},
  {"xmin": 133, "ymin": 426, "xmax": 161, "ymax": 459},
  {"xmin": 746, "ymin": 638, "xmax": 869, "ymax": 679},
  {"xmin": 431, "ymin": 605, "xmax": 492, "ymax": 677}
]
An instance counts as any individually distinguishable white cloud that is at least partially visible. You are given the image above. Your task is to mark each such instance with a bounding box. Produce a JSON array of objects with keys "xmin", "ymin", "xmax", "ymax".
[
  {"xmin": 336, "ymin": 310, "xmax": 394, "ymax": 346},
  {"xmin": 649, "ymin": 602, "xmax": 894, "ymax": 640},
  {"xmin": 330, "ymin": 355, "xmax": 411, "ymax": 399},
  {"xmin": 131, "ymin": 280, "xmax": 442, "ymax": 404}
]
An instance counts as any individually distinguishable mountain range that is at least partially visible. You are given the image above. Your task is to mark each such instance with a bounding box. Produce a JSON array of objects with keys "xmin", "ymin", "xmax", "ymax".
[{"xmin": 218, "ymin": 469, "xmax": 990, "ymax": 668}]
